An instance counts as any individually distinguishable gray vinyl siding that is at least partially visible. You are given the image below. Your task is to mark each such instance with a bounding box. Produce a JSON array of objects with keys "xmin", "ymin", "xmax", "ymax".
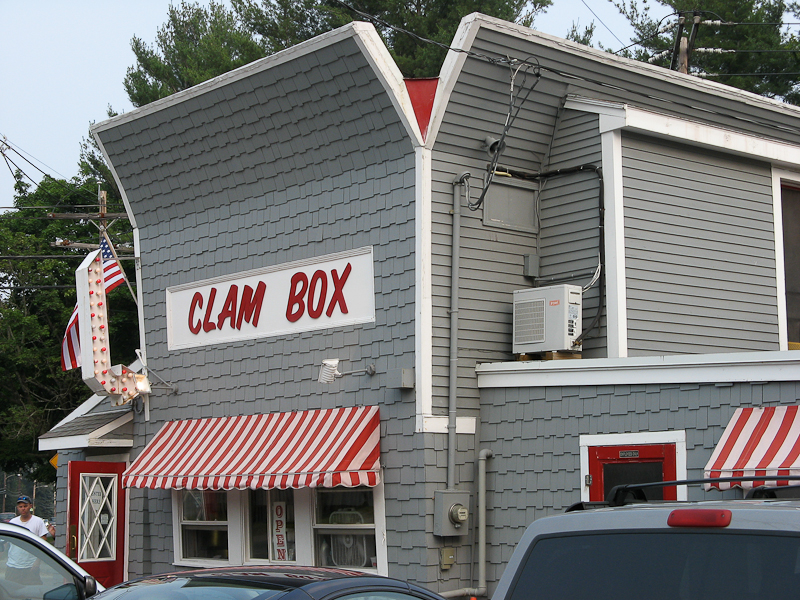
[
  {"xmin": 539, "ymin": 110, "xmax": 605, "ymax": 356},
  {"xmin": 622, "ymin": 134, "xmax": 779, "ymax": 355},
  {"xmin": 96, "ymin": 37, "xmax": 430, "ymax": 583},
  {"xmin": 470, "ymin": 24, "xmax": 800, "ymax": 148},
  {"xmin": 479, "ymin": 379, "xmax": 800, "ymax": 595}
]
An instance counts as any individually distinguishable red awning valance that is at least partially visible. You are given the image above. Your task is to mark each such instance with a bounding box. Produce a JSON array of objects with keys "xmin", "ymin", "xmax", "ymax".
[
  {"xmin": 123, "ymin": 405, "xmax": 380, "ymax": 490},
  {"xmin": 704, "ymin": 405, "xmax": 800, "ymax": 490}
]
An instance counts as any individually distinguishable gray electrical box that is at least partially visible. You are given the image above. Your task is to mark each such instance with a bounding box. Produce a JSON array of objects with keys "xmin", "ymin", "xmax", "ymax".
[
  {"xmin": 434, "ymin": 490, "xmax": 471, "ymax": 537},
  {"xmin": 387, "ymin": 368, "xmax": 415, "ymax": 389}
]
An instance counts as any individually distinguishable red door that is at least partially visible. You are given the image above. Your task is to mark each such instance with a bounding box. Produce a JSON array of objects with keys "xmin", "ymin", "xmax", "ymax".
[
  {"xmin": 589, "ymin": 444, "xmax": 677, "ymax": 501},
  {"xmin": 67, "ymin": 461, "xmax": 126, "ymax": 587}
]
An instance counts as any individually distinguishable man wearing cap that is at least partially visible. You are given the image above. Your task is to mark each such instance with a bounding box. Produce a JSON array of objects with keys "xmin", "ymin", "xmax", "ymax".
[{"xmin": 5, "ymin": 496, "xmax": 55, "ymax": 585}]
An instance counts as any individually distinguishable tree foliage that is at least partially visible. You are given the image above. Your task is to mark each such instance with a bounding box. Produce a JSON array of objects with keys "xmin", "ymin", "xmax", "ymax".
[
  {"xmin": 0, "ymin": 161, "xmax": 138, "ymax": 480},
  {"xmin": 124, "ymin": 1, "xmax": 267, "ymax": 108},
  {"xmin": 125, "ymin": 0, "xmax": 553, "ymax": 106},
  {"xmin": 611, "ymin": 0, "xmax": 800, "ymax": 104}
]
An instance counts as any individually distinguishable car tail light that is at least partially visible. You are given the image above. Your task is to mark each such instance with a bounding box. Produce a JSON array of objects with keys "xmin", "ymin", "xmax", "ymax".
[{"xmin": 667, "ymin": 509, "xmax": 732, "ymax": 528}]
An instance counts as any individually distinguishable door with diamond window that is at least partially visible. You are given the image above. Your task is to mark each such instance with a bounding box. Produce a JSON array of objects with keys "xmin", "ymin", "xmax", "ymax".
[{"xmin": 67, "ymin": 461, "xmax": 126, "ymax": 587}]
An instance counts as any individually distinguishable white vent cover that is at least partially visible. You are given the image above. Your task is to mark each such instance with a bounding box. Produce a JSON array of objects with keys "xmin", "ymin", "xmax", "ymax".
[{"xmin": 513, "ymin": 284, "xmax": 582, "ymax": 354}]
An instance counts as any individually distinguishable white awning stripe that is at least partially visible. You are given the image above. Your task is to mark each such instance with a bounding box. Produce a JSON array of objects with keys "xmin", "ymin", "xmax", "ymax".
[
  {"xmin": 704, "ymin": 405, "xmax": 800, "ymax": 490},
  {"xmin": 123, "ymin": 406, "xmax": 381, "ymax": 490}
]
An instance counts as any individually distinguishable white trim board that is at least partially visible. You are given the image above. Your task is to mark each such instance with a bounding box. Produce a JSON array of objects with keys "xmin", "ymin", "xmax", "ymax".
[
  {"xmin": 476, "ymin": 350, "xmax": 800, "ymax": 388},
  {"xmin": 565, "ymin": 96, "xmax": 800, "ymax": 169}
]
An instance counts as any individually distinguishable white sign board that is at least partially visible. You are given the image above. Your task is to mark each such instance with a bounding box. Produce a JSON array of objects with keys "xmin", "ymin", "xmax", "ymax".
[{"xmin": 167, "ymin": 247, "xmax": 375, "ymax": 350}]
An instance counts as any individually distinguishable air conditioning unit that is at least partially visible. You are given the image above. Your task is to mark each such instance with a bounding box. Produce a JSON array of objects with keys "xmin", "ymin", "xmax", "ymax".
[{"xmin": 513, "ymin": 284, "xmax": 582, "ymax": 354}]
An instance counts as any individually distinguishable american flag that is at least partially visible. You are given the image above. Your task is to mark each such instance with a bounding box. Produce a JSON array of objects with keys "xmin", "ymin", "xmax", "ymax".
[{"xmin": 60, "ymin": 237, "xmax": 126, "ymax": 371}]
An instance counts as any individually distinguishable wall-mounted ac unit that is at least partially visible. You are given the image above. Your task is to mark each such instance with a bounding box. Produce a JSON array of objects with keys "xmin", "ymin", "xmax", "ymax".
[{"xmin": 513, "ymin": 284, "xmax": 582, "ymax": 354}]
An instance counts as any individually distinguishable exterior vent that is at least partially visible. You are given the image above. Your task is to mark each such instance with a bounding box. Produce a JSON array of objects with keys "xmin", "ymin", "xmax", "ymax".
[{"xmin": 513, "ymin": 284, "xmax": 582, "ymax": 354}]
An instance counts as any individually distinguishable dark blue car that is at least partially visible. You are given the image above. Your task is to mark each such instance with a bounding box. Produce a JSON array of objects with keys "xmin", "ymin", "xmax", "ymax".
[{"xmin": 94, "ymin": 566, "xmax": 446, "ymax": 600}]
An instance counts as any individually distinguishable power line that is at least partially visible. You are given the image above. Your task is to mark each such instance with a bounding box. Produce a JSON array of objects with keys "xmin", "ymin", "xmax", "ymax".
[
  {"xmin": 0, "ymin": 138, "xmax": 69, "ymax": 182},
  {"xmin": 579, "ymin": 0, "xmax": 625, "ymax": 47},
  {"xmin": 1, "ymin": 137, "xmax": 104, "ymax": 208}
]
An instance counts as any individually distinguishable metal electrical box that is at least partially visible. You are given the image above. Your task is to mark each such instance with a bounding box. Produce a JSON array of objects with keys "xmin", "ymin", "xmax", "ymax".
[
  {"xmin": 434, "ymin": 490, "xmax": 471, "ymax": 537},
  {"xmin": 513, "ymin": 284, "xmax": 582, "ymax": 354}
]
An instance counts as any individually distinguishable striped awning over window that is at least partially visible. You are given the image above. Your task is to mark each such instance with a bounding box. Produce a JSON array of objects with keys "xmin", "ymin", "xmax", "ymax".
[
  {"xmin": 122, "ymin": 405, "xmax": 380, "ymax": 490},
  {"xmin": 704, "ymin": 405, "xmax": 800, "ymax": 490}
]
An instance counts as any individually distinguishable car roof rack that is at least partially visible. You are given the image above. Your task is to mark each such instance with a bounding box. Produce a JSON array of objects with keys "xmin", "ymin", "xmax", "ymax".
[{"xmin": 565, "ymin": 476, "xmax": 800, "ymax": 512}]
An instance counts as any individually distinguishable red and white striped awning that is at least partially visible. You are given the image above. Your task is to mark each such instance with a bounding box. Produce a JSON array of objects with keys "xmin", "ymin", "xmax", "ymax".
[
  {"xmin": 704, "ymin": 405, "xmax": 800, "ymax": 490},
  {"xmin": 123, "ymin": 406, "xmax": 380, "ymax": 490}
]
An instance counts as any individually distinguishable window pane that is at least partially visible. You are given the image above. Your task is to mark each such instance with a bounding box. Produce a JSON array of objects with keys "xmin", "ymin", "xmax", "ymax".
[
  {"xmin": 316, "ymin": 489, "xmax": 374, "ymax": 525},
  {"xmin": 315, "ymin": 531, "xmax": 377, "ymax": 568},
  {"xmin": 79, "ymin": 474, "xmax": 116, "ymax": 560},
  {"xmin": 249, "ymin": 489, "xmax": 295, "ymax": 561},
  {"xmin": 181, "ymin": 526, "xmax": 228, "ymax": 560},
  {"xmin": 509, "ymin": 532, "xmax": 800, "ymax": 600},
  {"xmin": 2, "ymin": 533, "xmax": 81, "ymax": 598},
  {"xmin": 182, "ymin": 490, "xmax": 227, "ymax": 521}
]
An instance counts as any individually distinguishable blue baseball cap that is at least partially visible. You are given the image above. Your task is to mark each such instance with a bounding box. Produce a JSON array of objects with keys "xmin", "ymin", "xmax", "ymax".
[{"xmin": 16, "ymin": 496, "xmax": 32, "ymax": 504}]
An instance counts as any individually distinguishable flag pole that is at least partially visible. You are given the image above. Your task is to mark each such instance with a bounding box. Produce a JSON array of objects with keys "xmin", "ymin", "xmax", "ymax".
[{"xmin": 101, "ymin": 229, "xmax": 137, "ymax": 306}]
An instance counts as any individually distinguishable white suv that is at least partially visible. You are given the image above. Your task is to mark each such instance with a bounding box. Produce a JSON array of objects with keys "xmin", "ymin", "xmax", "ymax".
[
  {"xmin": 1, "ymin": 521, "xmax": 103, "ymax": 600},
  {"xmin": 492, "ymin": 478, "xmax": 800, "ymax": 600}
]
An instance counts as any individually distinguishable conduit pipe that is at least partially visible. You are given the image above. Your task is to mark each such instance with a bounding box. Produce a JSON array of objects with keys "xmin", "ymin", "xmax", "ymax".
[
  {"xmin": 440, "ymin": 449, "xmax": 493, "ymax": 598},
  {"xmin": 448, "ymin": 172, "xmax": 470, "ymax": 489}
]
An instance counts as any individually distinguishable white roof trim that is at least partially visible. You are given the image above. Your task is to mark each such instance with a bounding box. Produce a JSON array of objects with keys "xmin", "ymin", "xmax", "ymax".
[
  {"xmin": 424, "ymin": 13, "xmax": 482, "ymax": 147},
  {"xmin": 38, "ymin": 412, "xmax": 134, "ymax": 452},
  {"xmin": 476, "ymin": 350, "xmax": 800, "ymax": 388},
  {"xmin": 565, "ymin": 95, "xmax": 800, "ymax": 168},
  {"xmin": 465, "ymin": 13, "xmax": 800, "ymax": 120},
  {"xmin": 92, "ymin": 22, "xmax": 422, "ymax": 146}
]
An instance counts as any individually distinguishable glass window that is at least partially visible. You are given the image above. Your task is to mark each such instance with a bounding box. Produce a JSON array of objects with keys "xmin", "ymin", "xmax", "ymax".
[
  {"xmin": 314, "ymin": 489, "xmax": 376, "ymax": 569},
  {"xmin": 249, "ymin": 489, "xmax": 296, "ymax": 562},
  {"xmin": 180, "ymin": 490, "xmax": 228, "ymax": 560},
  {"xmin": 782, "ymin": 185, "xmax": 800, "ymax": 347},
  {"xmin": 79, "ymin": 474, "xmax": 117, "ymax": 561},
  {"xmin": 509, "ymin": 532, "xmax": 800, "ymax": 600},
  {"xmin": 1, "ymin": 533, "xmax": 82, "ymax": 600}
]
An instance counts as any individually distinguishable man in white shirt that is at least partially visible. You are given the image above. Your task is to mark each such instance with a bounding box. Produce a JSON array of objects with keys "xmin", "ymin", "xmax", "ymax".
[{"xmin": 6, "ymin": 496, "xmax": 54, "ymax": 585}]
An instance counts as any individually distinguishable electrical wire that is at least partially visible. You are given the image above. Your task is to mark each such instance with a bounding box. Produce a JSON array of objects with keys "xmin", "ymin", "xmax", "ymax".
[
  {"xmin": 1, "ymin": 138, "xmax": 69, "ymax": 182},
  {"xmin": 579, "ymin": 0, "xmax": 625, "ymax": 47},
  {"xmin": 1, "ymin": 137, "xmax": 106, "ymax": 209},
  {"xmin": 469, "ymin": 61, "xmax": 542, "ymax": 211}
]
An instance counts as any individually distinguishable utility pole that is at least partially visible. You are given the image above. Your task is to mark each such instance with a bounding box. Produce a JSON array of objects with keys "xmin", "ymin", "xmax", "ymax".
[{"xmin": 675, "ymin": 12, "xmax": 702, "ymax": 74}]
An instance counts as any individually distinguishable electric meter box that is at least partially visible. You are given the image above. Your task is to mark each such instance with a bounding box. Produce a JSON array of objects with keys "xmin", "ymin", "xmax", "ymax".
[
  {"xmin": 434, "ymin": 490, "xmax": 471, "ymax": 537},
  {"xmin": 513, "ymin": 284, "xmax": 582, "ymax": 354}
]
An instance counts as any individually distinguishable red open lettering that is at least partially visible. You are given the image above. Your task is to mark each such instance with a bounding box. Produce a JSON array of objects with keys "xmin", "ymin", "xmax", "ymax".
[
  {"xmin": 327, "ymin": 263, "xmax": 351, "ymax": 317},
  {"xmin": 187, "ymin": 283, "xmax": 267, "ymax": 335},
  {"xmin": 286, "ymin": 273, "xmax": 308, "ymax": 323},
  {"xmin": 285, "ymin": 264, "xmax": 353, "ymax": 322},
  {"xmin": 307, "ymin": 270, "xmax": 327, "ymax": 319},
  {"xmin": 203, "ymin": 288, "xmax": 218, "ymax": 332},
  {"xmin": 188, "ymin": 292, "xmax": 204, "ymax": 334},
  {"xmin": 217, "ymin": 285, "xmax": 238, "ymax": 330},
  {"xmin": 237, "ymin": 282, "xmax": 266, "ymax": 329}
]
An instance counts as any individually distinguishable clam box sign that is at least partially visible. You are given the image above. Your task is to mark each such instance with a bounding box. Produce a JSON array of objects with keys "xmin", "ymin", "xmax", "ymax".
[{"xmin": 166, "ymin": 247, "xmax": 375, "ymax": 350}]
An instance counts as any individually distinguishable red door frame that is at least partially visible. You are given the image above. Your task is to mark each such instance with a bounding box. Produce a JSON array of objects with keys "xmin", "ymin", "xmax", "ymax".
[
  {"xmin": 67, "ymin": 461, "xmax": 126, "ymax": 587},
  {"xmin": 588, "ymin": 443, "xmax": 677, "ymax": 501}
]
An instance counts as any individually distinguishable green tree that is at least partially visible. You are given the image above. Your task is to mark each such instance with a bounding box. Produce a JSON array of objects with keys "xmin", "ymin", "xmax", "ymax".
[
  {"xmin": 234, "ymin": 0, "xmax": 552, "ymax": 77},
  {"xmin": 125, "ymin": 0, "xmax": 553, "ymax": 106},
  {"xmin": 0, "ymin": 167, "xmax": 138, "ymax": 480},
  {"xmin": 124, "ymin": 0, "xmax": 267, "ymax": 108},
  {"xmin": 612, "ymin": 0, "xmax": 800, "ymax": 103}
]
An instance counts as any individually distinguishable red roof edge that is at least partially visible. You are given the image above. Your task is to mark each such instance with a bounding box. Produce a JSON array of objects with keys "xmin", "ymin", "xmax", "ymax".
[{"xmin": 405, "ymin": 78, "xmax": 438, "ymax": 142}]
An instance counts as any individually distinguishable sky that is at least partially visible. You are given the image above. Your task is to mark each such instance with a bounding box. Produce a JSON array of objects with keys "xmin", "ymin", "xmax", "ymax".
[{"xmin": 0, "ymin": 0, "xmax": 640, "ymax": 209}]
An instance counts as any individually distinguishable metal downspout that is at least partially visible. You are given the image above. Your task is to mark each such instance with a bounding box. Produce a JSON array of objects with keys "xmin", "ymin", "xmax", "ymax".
[
  {"xmin": 441, "ymin": 449, "xmax": 493, "ymax": 598},
  {"xmin": 448, "ymin": 173, "xmax": 468, "ymax": 489}
]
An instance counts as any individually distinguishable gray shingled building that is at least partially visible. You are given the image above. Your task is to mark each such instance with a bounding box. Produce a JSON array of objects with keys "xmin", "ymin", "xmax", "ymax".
[{"xmin": 40, "ymin": 13, "xmax": 800, "ymax": 596}]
